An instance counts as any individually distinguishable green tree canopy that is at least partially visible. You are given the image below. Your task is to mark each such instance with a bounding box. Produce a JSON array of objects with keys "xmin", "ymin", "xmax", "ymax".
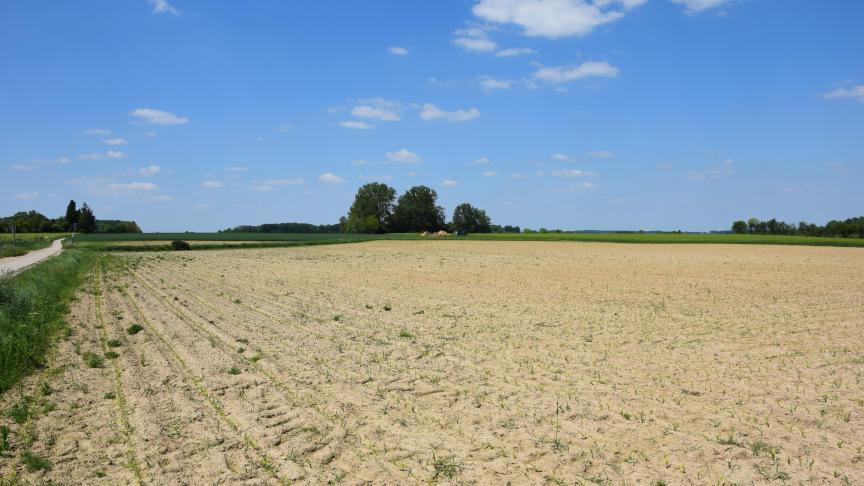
[
  {"xmin": 344, "ymin": 182, "xmax": 396, "ymax": 233},
  {"xmin": 64, "ymin": 200, "xmax": 79, "ymax": 230},
  {"xmin": 451, "ymin": 203, "xmax": 492, "ymax": 233},
  {"xmin": 391, "ymin": 186, "xmax": 445, "ymax": 232},
  {"xmin": 731, "ymin": 220, "xmax": 747, "ymax": 234},
  {"xmin": 77, "ymin": 203, "xmax": 97, "ymax": 233}
]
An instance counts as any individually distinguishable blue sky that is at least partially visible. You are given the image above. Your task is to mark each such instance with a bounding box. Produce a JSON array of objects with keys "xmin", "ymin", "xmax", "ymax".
[{"xmin": 1, "ymin": 0, "xmax": 862, "ymax": 232}]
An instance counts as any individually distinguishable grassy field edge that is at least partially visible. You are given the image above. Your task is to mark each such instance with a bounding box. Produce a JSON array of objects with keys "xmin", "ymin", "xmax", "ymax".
[{"xmin": 0, "ymin": 249, "xmax": 98, "ymax": 392}]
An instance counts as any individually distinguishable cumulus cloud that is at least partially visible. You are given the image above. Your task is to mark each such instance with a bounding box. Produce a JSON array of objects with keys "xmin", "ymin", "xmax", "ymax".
[
  {"xmin": 670, "ymin": 0, "xmax": 732, "ymax": 14},
  {"xmin": 388, "ymin": 46, "xmax": 409, "ymax": 55},
  {"xmin": 551, "ymin": 169, "xmax": 598, "ymax": 177},
  {"xmin": 77, "ymin": 150, "xmax": 127, "ymax": 160},
  {"xmin": 419, "ymin": 103, "xmax": 480, "ymax": 122},
  {"xmin": 496, "ymin": 47, "xmax": 536, "ymax": 57},
  {"xmin": 552, "ymin": 153, "xmax": 570, "ymax": 161},
  {"xmin": 318, "ymin": 172, "xmax": 345, "ymax": 184},
  {"xmin": 478, "ymin": 76, "xmax": 512, "ymax": 91},
  {"xmin": 822, "ymin": 85, "xmax": 864, "ymax": 102},
  {"xmin": 130, "ymin": 108, "xmax": 188, "ymax": 125},
  {"xmin": 108, "ymin": 181, "xmax": 158, "ymax": 191},
  {"xmin": 452, "ymin": 27, "xmax": 497, "ymax": 52},
  {"xmin": 472, "ymin": 157, "xmax": 491, "ymax": 165},
  {"xmin": 473, "ymin": 0, "xmax": 647, "ymax": 39},
  {"xmin": 148, "ymin": 0, "xmax": 179, "ymax": 15},
  {"xmin": 85, "ymin": 128, "xmax": 111, "ymax": 136},
  {"xmin": 386, "ymin": 149, "xmax": 422, "ymax": 164},
  {"xmin": 351, "ymin": 98, "xmax": 401, "ymax": 121},
  {"xmin": 339, "ymin": 120, "xmax": 375, "ymax": 129},
  {"xmin": 55, "ymin": 157, "xmax": 71, "ymax": 165},
  {"xmin": 102, "ymin": 137, "xmax": 128, "ymax": 145},
  {"xmin": 201, "ymin": 181, "xmax": 223, "ymax": 189},
  {"xmin": 139, "ymin": 165, "xmax": 162, "ymax": 176},
  {"xmin": 483, "ymin": 170, "xmax": 499, "ymax": 177},
  {"xmin": 533, "ymin": 61, "xmax": 619, "ymax": 83},
  {"xmin": 441, "ymin": 179, "xmax": 459, "ymax": 187},
  {"xmin": 13, "ymin": 192, "xmax": 39, "ymax": 200}
]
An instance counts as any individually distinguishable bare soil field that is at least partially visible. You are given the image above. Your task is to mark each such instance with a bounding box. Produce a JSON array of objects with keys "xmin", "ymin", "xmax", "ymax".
[{"xmin": 2, "ymin": 241, "xmax": 862, "ymax": 485}]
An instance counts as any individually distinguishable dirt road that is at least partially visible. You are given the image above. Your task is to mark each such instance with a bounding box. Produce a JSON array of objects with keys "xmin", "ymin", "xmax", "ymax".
[{"xmin": 0, "ymin": 238, "xmax": 64, "ymax": 277}]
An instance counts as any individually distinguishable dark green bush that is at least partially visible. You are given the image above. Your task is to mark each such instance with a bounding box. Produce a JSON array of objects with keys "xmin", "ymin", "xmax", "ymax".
[{"xmin": 170, "ymin": 240, "xmax": 191, "ymax": 251}]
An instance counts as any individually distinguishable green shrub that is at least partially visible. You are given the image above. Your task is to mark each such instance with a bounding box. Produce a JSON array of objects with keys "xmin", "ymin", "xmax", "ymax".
[
  {"xmin": 170, "ymin": 240, "xmax": 190, "ymax": 251},
  {"xmin": 126, "ymin": 324, "xmax": 144, "ymax": 335}
]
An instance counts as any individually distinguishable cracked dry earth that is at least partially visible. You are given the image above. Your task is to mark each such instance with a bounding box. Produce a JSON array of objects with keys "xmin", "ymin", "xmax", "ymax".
[{"xmin": 1, "ymin": 241, "xmax": 863, "ymax": 485}]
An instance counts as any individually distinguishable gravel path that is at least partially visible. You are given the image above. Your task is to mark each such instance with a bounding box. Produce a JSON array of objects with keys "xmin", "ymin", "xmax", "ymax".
[{"xmin": 0, "ymin": 238, "xmax": 64, "ymax": 277}]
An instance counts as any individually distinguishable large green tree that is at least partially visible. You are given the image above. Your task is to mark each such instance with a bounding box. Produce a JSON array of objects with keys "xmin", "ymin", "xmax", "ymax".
[
  {"xmin": 731, "ymin": 220, "xmax": 747, "ymax": 234},
  {"xmin": 391, "ymin": 186, "xmax": 445, "ymax": 232},
  {"xmin": 77, "ymin": 203, "xmax": 97, "ymax": 233},
  {"xmin": 344, "ymin": 182, "xmax": 396, "ymax": 233},
  {"xmin": 64, "ymin": 200, "xmax": 79, "ymax": 230},
  {"xmin": 451, "ymin": 203, "xmax": 492, "ymax": 233}
]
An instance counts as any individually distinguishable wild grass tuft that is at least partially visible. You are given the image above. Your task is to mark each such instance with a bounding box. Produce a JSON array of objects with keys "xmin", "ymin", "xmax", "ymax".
[
  {"xmin": 126, "ymin": 324, "xmax": 144, "ymax": 335},
  {"xmin": 21, "ymin": 450, "xmax": 52, "ymax": 472},
  {"xmin": 82, "ymin": 352, "xmax": 105, "ymax": 368}
]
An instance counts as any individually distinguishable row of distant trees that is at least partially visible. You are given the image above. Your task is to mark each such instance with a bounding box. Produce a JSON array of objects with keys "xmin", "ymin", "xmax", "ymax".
[
  {"xmin": 731, "ymin": 216, "xmax": 864, "ymax": 238},
  {"xmin": 221, "ymin": 222, "xmax": 341, "ymax": 233},
  {"xmin": 0, "ymin": 200, "xmax": 141, "ymax": 234},
  {"xmin": 340, "ymin": 182, "xmax": 518, "ymax": 234}
]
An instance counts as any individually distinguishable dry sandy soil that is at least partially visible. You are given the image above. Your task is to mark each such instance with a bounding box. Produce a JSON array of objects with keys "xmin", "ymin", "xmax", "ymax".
[{"xmin": 1, "ymin": 241, "xmax": 862, "ymax": 485}]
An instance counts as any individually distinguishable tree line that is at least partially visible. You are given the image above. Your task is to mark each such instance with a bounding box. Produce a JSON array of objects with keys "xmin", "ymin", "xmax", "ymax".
[
  {"xmin": 221, "ymin": 222, "xmax": 341, "ymax": 233},
  {"xmin": 340, "ymin": 182, "xmax": 518, "ymax": 234},
  {"xmin": 1, "ymin": 200, "xmax": 141, "ymax": 234},
  {"xmin": 731, "ymin": 216, "xmax": 864, "ymax": 238}
]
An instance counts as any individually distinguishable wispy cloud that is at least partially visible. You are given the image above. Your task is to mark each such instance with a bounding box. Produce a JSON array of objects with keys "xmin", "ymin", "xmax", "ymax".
[
  {"xmin": 388, "ymin": 46, "xmax": 409, "ymax": 55},
  {"xmin": 201, "ymin": 181, "xmax": 223, "ymax": 189},
  {"xmin": 13, "ymin": 192, "xmax": 39, "ymax": 200},
  {"xmin": 452, "ymin": 26, "xmax": 497, "ymax": 52},
  {"xmin": 108, "ymin": 181, "xmax": 159, "ymax": 191},
  {"xmin": 587, "ymin": 150, "xmax": 614, "ymax": 158},
  {"xmin": 552, "ymin": 153, "xmax": 570, "ymax": 161},
  {"xmin": 85, "ymin": 128, "xmax": 111, "ymax": 136},
  {"xmin": 351, "ymin": 98, "xmax": 402, "ymax": 121},
  {"xmin": 441, "ymin": 179, "xmax": 459, "ymax": 187},
  {"xmin": 77, "ymin": 150, "xmax": 127, "ymax": 160},
  {"xmin": 822, "ymin": 85, "xmax": 864, "ymax": 102},
  {"xmin": 419, "ymin": 103, "xmax": 480, "ymax": 122},
  {"xmin": 276, "ymin": 123, "xmax": 293, "ymax": 133},
  {"xmin": 386, "ymin": 149, "xmax": 422, "ymax": 164},
  {"xmin": 250, "ymin": 178, "xmax": 305, "ymax": 192},
  {"xmin": 670, "ymin": 0, "xmax": 732, "ymax": 14},
  {"xmin": 339, "ymin": 120, "xmax": 375, "ymax": 129},
  {"xmin": 139, "ymin": 165, "xmax": 161, "ymax": 176},
  {"xmin": 496, "ymin": 47, "xmax": 535, "ymax": 57},
  {"xmin": 318, "ymin": 172, "xmax": 345, "ymax": 184},
  {"xmin": 551, "ymin": 169, "xmax": 598, "ymax": 177},
  {"xmin": 478, "ymin": 76, "xmax": 512, "ymax": 91},
  {"xmin": 226, "ymin": 165, "xmax": 248, "ymax": 173},
  {"xmin": 148, "ymin": 0, "xmax": 179, "ymax": 15},
  {"xmin": 102, "ymin": 137, "xmax": 128, "ymax": 145},
  {"xmin": 533, "ymin": 61, "xmax": 619, "ymax": 84},
  {"xmin": 130, "ymin": 108, "xmax": 188, "ymax": 125},
  {"xmin": 8, "ymin": 163, "xmax": 38, "ymax": 171},
  {"xmin": 473, "ymin": 0, "xmax": 647, "ymax": 39},
  {"xmin": 483, "ymin": 170, "xmax": 499, "ymax": 177},
  {"xmin": 471, "ymin": 157, "xmax": 491, "ymax": 165}
]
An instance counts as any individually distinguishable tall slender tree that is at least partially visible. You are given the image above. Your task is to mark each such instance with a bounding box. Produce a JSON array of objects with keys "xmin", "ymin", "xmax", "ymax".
[{"xmin": 64, "ymin": 200, "xmax": 79, "ymax": 230}]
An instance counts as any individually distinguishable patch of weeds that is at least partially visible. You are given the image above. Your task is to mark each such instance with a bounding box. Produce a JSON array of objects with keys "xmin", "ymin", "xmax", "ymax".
[
  {"xmin": 228, "ymin": 367, "xmax": 241, "ymax": 375},
  {"xmin": 365, "ymin": 304, "xmax": 373, "ymax": 309},
  {"xmin": 332, "ymin": 315, "xmax": 342, "ymax": 322},
  {"xmin": 0, "ymin": 426, "xmax": 10, "ymax": 455},
  {"xmin": 431, "ymin": 454, "xmax": 463, "ymax": 480},
  {"xmin": 94, "ymin": 470, "xmax": 107, "ymax": 478},
  {"xmin": 584, "ymin": 334, "xmax": 594, "ymax": 343},
  {"xmin": 717, "ymin": 435, "xmax": 741, "ymax": 446},
  {"xmin": 250, "ymin": 352, "xmax": 262, "ymax": 363},
  {"xmin": 104, "ymin": 351, "xmax": 119, "ymax": 360},
  {"xmin": 82, "ymin": 352, "xmax": 105, "ymax": 368},
  {"xmin": 236, "ymin": 337, "xmax": 249, "ymax": 344},
  {"xmin": 21, "ymin": 450, "xmax": 52, "ymax": 472},
  {"xmin": 39, "ymin": 382, "xmax": 53, "ymax": 397},
  {"xmin": 6, "ymin": 401, "xmax": 32, "ymax": 424},
  {"xmin": 232, "ymin": 298, "xmax": 242, "ymax": 305},
  {"xmin": 107, "ymin": 339, "xmax": 123, "ymax": 348},
  {"xmin": 237, "ymin": 347, "xmax": 245, "ymax": 354},
  {"xmin": 383, "ymin": 304, "xmax": 392, "ymax": 311},
  {"xmin": 620, "ymin": 411, "xmax": 632, "ymax": 421},
  {"xmin": 654, "ymin": 481, "xmax": 668, "ymax": 486},
  {"xmin": 398, "ymin": 329, "xmax": 413, "ymax": 339},
  {"xmin": 126, "ymin": 324, "xmax": 144, "ymax": 335},
  {"xmin": 545, "ymin": 476, "xmax": 566, "ymax": 485},
  {"xmin": 681, "ymin": 388, "xmax": 702, "ymax": 396},
  {"xmin": 104, "ymin": 392, "xmax": 116, "ymax": 400},
  {"xmin": 413, "ymin": 309, "xmax": 425, "ymax": 315},
  {"xmin": 41, "ymin": 401, "xmax": 56, "ymax": 414}
]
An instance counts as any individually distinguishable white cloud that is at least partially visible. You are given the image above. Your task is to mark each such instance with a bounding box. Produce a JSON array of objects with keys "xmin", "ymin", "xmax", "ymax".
[
  {"xmin": 386, "ymin": 149, "xmax": 422, "ymax": 164},
  {"xmin": 226, "ymin": 165, "xmax": 248, "ymax": 172},
  {"xmin": 483, "ymin": 170, "xmax": 499, "ymax": 177},
  {"xmin": 441, "ymin": 179, "xmax": 459, "ymax": 187},
  {"xmin": 351, "ymin": 98, "xmax": 401, "ymax": 121},
  {"xmin": 419, "ymin": 103, "xmax": 480, "ymax": 122},
  {"xmin": 452, "ymin": 27, "xmax": 497, "ymax": 52},
  {"xmin": 552, "ymin": 153, "xmax": 570, "ymax": 161},
  {"xmin": 359, "ymin": 174, "xmax": 394, "ymax": 182},
  {"xmin": 201, "ymin": 181, "xmax": 223, "ymax": 189},
  {"xmin": 139, "ymin": 165, "xmax": 162, "ymax": 176},
  {"xmin": 9, "ymin": 163, "xmax": 37, "ymax": 171},
  {"xmin": 55, "ymin": 157, "xmax": 71, "ymax": 165},
  {"xmin": 478, "ymin": 76, "xmax": 512, "ymax": 91},
  {"xmin": 108, "ymin": 182, "xmax": 158, "ymax": 191},
  {"xmin": 77, "ymin": 150, "xmax": 126, "ymax": 160},
  {"xmin": 144, "ymin": 131, "xmax": 157, "ymax": 137},
  {"xmin": 149, "ymin": 0, "xmax": 179, "ymax": 15},
  {"xmin": 276, "ymin": 123, "xmax": 293, "ymax": 133},
  {"xmin": 670, "ymin": 0, "xmax": 732, "ymax": 14},
  {"xmin": 249, "ymin": 179, "xmax": 304, "ymax": 192},
  {"xmin": 496, "ymin": 47, "xmax": 536, "ymax": 57},
  {"xmin": 250, "ymin": 184, "xmax": 274, "ymax": 192},
  {"xmin": 318, "ymin": 172, "xmax": 345, "ymax": 184},
  {"xmin": 552, "ymin": 169, "xmax": 598, "ymax": 177},
  {"xmin": 149, "ymin": 194, "xmax": 174, "ymax": 202},
  {"xmin": 339, "ymin": 120, "xmax": 375, "ymax": 129},
  {"xmin": 533, "ymin": 61, "xmax": 619, "ymax": 84},
  {"xmin": 472, "ymin": 157, "xmax": 491, "ymax": 165},
  {"xmin": 587, "ymin": 150, "xmax": 613, "ymax": 158},
  {"xmin": 85, "ymin": 128, "xmax": 111, "ymax": 136},
  {"xmin": 572, "ymin": 181, "xmax": 597, "ymax": 190},
  {"xmin": 388, "ymin": 46, "xmax": 409, "ymax": 55},
  {"xmin": 473, "ymin": 0, "xmax": 647, "ymax": 39},
  {"xmin": 130, "ymin": 108, "xmax": 188, "ymax": 125},
  {"xmin": 822, "ymin": 85, "xmax": 864, "ymax": 102},
  {"xmin": 511, "ymin": 172, "xmax": 527, "ymax": 179},
  {"xmin": 13, "ymin": 192, "xmax": 39, "ymax": 200},
  {"xmin": 102, "ymin": 137, "xmax": 128, "ymax": 145}
]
